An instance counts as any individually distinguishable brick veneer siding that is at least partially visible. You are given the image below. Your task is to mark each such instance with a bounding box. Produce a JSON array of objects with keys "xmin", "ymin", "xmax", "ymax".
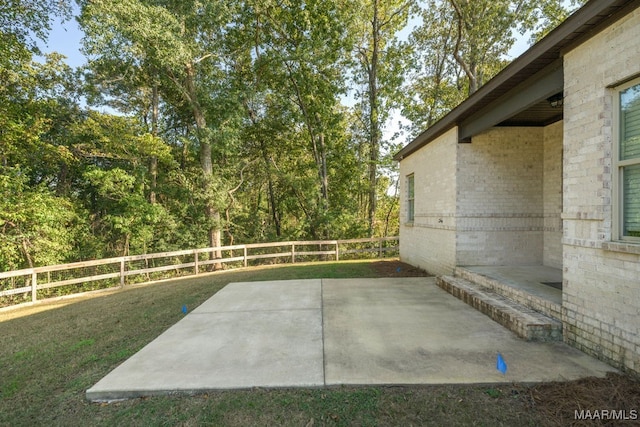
[
  {"xmin": 563, "ymin": 8, "xmax": 640, "ymax": 373},
  {"xmin": 399, "ymin": 124, "xmax": 563, "ymax": 272},
  {"xmin": 399, "ymin": 127, "xmax": 458, "ymax": 275},
  {"xmin": 457, "ymin": 127, "xmax": 544, "ymax": 266},
  {"xmin": 543, "ymin": 121, "xmax": 563, "ymax": 269}
]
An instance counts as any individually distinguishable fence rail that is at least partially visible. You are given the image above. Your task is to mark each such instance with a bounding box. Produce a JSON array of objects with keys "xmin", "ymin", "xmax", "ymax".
[{"xmin": 0, "ymin": 237, "xmax": 398, "ymax": 308}]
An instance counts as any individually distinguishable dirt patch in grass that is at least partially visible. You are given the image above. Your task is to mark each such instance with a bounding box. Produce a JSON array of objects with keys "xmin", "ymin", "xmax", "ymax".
[{"xmin": 369, "ymin": 260, "xmax": 432, "ymax": 277}]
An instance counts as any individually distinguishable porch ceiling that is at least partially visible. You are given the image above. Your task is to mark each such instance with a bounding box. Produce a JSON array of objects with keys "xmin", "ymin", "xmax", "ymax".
[
  {"xmin": 457, "ymin": 62, "xmax": 564, "ymax": 141},
  {"xmin": 497, "ymin": 99, "xmax": 563, "ymax": 127}
]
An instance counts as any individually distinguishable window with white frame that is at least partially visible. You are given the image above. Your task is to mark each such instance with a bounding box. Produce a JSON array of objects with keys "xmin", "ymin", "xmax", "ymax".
[
  {"xmin": 407, "ymin": 174, "xmax": 415, "ymax": 222},
  {"xmin": 616, "ymin": 78, "xmax": 640, "ymax": 240}
]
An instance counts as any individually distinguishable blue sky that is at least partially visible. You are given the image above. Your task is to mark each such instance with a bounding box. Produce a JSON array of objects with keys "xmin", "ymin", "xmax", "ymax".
[
  {"xmin": 39, "ymin": 9, "xmax": 85, "ymax": 68},
  {"xmin": 41, "ymin": 8, "xmax": 531, "ymax": 70}
]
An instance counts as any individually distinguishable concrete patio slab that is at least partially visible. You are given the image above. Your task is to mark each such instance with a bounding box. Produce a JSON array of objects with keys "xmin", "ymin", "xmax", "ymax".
[
  {"xmin": 192, "ymin": 279, "xmax": 322, "ymax": 313},
  {"xmin": 86, "ymin": 280, "xmax": 324, "ymax": 401},
  {"xmin": 322, "ymin": 278, "xmax": 609, "ymax": 384},
  {"xmin": 87, "ymin": 277, "xmax": 616, "ymax": 402}
]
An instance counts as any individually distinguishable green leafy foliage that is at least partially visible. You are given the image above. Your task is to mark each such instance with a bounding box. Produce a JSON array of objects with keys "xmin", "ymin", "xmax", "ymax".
[
  {"xmin": 349, "ymin": 0, "xmax": 412, "ymax": 235},
  {"xmin": 0, "ymin": 167, "xmax": 82, "ymax": 271},
  {"xmin": 0, "ymin": 0, "xmax": 71, "ymax": 52},
  {"xmin": 401, "ymin": 0, "xmax": 587, "ymax": 136},
  {"xmin": 0, "ymin": 0, "xmax": 583, "ymax": 269}
]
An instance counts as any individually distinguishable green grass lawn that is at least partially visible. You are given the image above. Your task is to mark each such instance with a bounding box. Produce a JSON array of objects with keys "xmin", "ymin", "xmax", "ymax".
[{"xmin": 0, "ymin": 260, "xmax": 593, "ymax": 426}]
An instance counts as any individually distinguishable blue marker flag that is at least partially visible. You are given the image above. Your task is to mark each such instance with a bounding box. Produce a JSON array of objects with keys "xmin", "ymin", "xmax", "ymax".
[
  {"xmin": 182, "ymin": 304, "xmax": 188, "ymax": 314},
  {"xmin": 496, "ymin": 353, "xmax": 507, "ymax": 374}
]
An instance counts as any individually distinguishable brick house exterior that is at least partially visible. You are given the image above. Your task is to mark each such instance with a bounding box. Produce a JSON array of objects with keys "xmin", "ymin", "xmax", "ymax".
[{"xmin": 394, "ymin": 0, "xmax": 640, "ymax": 374}]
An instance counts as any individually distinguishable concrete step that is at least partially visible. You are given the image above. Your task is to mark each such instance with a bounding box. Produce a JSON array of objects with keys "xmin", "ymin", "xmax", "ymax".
[
  {"xmin": 437, "ymin": 275, "xmax": 562, "ymax": 342},
  {"xmin": 454, "ymin": 267, "xmax": 562, "ymax": 321}
]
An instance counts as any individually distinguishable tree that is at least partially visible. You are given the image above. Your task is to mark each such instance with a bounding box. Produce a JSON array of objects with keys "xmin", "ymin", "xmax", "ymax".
[
  {"xmin": 402, "ymin": 0, "xmax": 587, "ymax": 136},
  {"xmin": 226, "ymin": 0, "xmax": 358, "ymax": 239},
  {"xmin": 0, "ymin": 24, "xmax": 88, "ymax": 269},
  {"xmin": 79, "ymin": 0, "xmax": 238, "ymax": 256},
  {"xmin": 71, "ymin": 111, "xmax": 177, "ymax": 256},
  {"xmin": 351, "ymin": 0, "xmax": 411, "ymax": 236},
  {"xmin": 0, "ymin": 167, "xmax": 83, "ymax": 271},
  {"xmin": 401, "ymin": 1, "xmax": 466, "ymax": 132},
  {"xmin": 0, "ymin": 0, "xmax": 71, "ymax": 53},
  {"xmin": 448, "ymin": 0, "xmax": 587, "ymax": 96}
]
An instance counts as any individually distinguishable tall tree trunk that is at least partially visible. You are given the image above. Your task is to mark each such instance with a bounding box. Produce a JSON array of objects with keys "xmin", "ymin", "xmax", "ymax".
[
  {"xmin": 367, "ymin": 0, "xmax": 381, "ymax": 237},
  {"xmin": 185, "ymin": 62, "xmax": 222, "ymax": 266},
  {"xmin": 243, "ymin": 98, "xmax": 283, "ymax": 238},
  {"xmin": 149, "ymin": 80, "xmax": 159, "ymax": 204},
  {"xmin": 284, "ymin": 62, "xmax": 330, "ymax": 223},
  {"xmin": 56, "ymin": 162, "xmax": 69, "ymax": 196},
  {"xmin": 383, "ymin": 179, "xmax": 399, "ymax": 237},
  {"xmin": 311, "ymin": 131, "xmax": 329, "ymax": 212},
  {"xmin": 317, "ymin": 130, "xmax": 329, "ymax": 239},
  {"xmin": 450, "ymin": 0, "xmax": 479, "ymax": 95},
  {"xmin": 21, "ymin": 239, "xmax": 34, "ymax": 269},
  {"xmin": 123, "ymin": 233, "xmax": 130, "ymax": 257},
  {"xmin": 260, "ymin": 140, "xmax": 282, "ymax": 237},
  {"xmin": 315, "ymin": 113, "xmax": 329, "ymax": 212}
]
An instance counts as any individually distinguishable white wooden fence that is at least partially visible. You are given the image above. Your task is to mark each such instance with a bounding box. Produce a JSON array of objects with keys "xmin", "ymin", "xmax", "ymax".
[{"xmin": 0, "ymin": 237, "xmax": 398, "ymax": 308}]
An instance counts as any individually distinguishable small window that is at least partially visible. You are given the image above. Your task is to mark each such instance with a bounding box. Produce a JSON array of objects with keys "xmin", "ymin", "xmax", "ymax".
[
  {"xmin": 407, "ymin": 174, "xmax": 415, "ymax": 222},
  {"xmin": 615, "ymin": 79, "xmax": 640, "ymax": 240}
]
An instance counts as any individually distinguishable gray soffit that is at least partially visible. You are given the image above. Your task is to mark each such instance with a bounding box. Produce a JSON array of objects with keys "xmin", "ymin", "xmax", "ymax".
[{"xmin": 394, "ymin": 0, "xmax": 640, "ymax": 161}]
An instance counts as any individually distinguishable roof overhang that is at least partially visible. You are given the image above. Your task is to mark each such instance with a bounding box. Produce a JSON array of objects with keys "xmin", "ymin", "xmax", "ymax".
[
  {"xmin": 394, "ymin": 0, "xmax": 640, "ymax": 161},
  {"xmin": 458, "ymin": 60, "xmax": 563, "ymax": 142}
]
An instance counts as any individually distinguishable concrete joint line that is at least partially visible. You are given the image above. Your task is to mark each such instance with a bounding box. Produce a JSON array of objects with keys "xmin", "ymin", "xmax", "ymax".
[
  {"xmin": 321, "ymin": 278, "xmax": 327, "ymax": 386},
  {"xmin": 191, "ymin": 308, "xmax": 318, "ymax": 315}
]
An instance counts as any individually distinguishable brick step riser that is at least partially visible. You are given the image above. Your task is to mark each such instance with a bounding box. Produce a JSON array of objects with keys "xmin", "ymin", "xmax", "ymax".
[
  {"xmin": 453, "ymin": 268, "xmax": 562, "ymax": 321},
  {"xmin": 437, "ymin": 276, "xmax": 562, "ymax": 342}
]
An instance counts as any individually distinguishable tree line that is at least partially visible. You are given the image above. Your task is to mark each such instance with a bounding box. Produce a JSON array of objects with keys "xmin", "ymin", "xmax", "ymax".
[{"xmin": 0, "ymin": 0, "xmax": 584, "ymax": 271}]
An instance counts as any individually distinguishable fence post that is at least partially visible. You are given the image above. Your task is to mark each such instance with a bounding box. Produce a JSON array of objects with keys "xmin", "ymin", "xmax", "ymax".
[
  {"xmin": 292, "ymin": 243, "xmax": 296, "ymax": 263},
  {"xmin": 243, "ymin": 246, "xmax": 248, "ymax": 268},
  {"xmin": 378, "ymin": 238, "xmax": 383, "ymax": 258},
  {"xmin": 120, "ymin": 258, "xmax": 125, "ymax": 288},
  {"xmin": 31, "ymin": 271, "xmax": 37, "ymax": 302},
  {"xmin": 335, "ymin": 241, "xmax": 339, "ymax": 261},
  {"xmin": 194, "ymin": 251, "xmax": 199, "ymax": 275}
]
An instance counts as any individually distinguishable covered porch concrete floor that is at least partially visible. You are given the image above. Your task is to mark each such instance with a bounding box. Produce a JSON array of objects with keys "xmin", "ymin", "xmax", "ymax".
[{"xmin": 461, "ymin": 265, "xmax": 562, "ymax": 306}]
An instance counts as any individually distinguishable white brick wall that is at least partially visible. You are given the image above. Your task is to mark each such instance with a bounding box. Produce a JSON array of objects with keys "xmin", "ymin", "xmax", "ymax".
[
  {"xmin": 399, "ymin": 127, "xmax": 458, "ymax": 275},
  {"xmin": 544, "ymin": 121, "xmax": 563, "ymax": 268},
  {"xmin": 400, "ymin": 124, "xmax": 563, "ymax": 271},
  {"xmin": 398, "ymin": 6, "xmax": 640, "ymax": 375},
  {"xmin": 456, "ymin": 127, "xmax": 544, "ymax": 266},
  {"xmin": 563, "ymin": 7, "xmax": 640, "ymax": 374}
]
